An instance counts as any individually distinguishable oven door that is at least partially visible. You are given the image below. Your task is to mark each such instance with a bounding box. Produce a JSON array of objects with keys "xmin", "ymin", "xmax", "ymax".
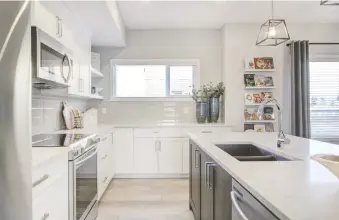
[
  {"xmin": 32, "ymin": 27, "xmax": 73, "ymax": 88},
  {"xmin": 69, "ymin": 146, "xmax": 98, "ymax": 220}
]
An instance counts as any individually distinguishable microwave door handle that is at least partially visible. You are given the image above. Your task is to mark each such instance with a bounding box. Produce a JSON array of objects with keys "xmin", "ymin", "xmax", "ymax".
[
  {"xmin": 75, "ymin": 147, "xmax": 98, "ymax": 166},
  {"xmin": 61, "ymin": 54, "xmax": 72, "ymax": 83}
]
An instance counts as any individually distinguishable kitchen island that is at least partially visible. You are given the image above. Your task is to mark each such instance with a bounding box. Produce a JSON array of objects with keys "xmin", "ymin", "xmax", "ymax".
[{"xmin": 189, "ymin": 132, "xmax": 339, "ymax": 220}]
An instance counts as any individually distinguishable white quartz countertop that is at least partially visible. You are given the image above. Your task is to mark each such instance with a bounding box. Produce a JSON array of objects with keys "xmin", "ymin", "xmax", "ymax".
[
  {"xmin": 53, "ymin": 123, "xmax": 232, "ymax": 134},
  {"xmin": 188, "ymin": 132, "xmax": 339, "ymax": 220},
  {"xmin": 32, "ymin": 147, "xmax": 69, "ymax": 169}
]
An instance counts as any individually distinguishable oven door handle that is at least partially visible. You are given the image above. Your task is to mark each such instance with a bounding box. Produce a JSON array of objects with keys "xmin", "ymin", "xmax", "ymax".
[{"xmin": 75, "ymin": 147, "xmax": 98, "ymax": 167}]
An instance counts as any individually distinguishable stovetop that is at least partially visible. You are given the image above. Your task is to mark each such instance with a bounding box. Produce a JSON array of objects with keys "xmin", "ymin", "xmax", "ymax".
[{"xmin": 32, "ymin": 133, "xmax": 100, "ymax": 160}]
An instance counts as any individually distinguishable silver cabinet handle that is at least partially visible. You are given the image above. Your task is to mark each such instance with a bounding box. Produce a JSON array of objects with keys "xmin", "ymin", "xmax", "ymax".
[
  {"xmin": 59, "ymin": 18, "xmax": 63, "ymax": 37},
  {"xmin": 204, "ymin": 162, "xmax": 214, "ymax": 187},
  {"xmin": 102, "ymin": 177, "xmax": 108, "ymax": 183},
  {"xmin": 41, "ymin": 213, "xmax": 50, "ymax": 220},
  {"xmin": 111, "ymin": 133, "xmax": 114, "ymax": 144},
  {"xmin": 202, "ymin": 130, "xmax": 212, "ymax": 133},
  {"xmin": 155, "ymin": 140, "xmax": 157, "ymax": 152},
  {"xmin": 231, "ymin": 191, "xmax": 249, "ymax": 220},
  {"xmin": 207, "ymin": 163, "xmax": 216, "ymax": 190},
  {"xmin": 56, "ymin": 16, "xmax": 59, "ymax": 36},
  {"xmin": 101, "ymin": 154, "xmax": 108, "ymax": 160},
  {"xmin": 32, "ymin": 174, "xmax": 49, "ymax": 188},
  {"xmin": 159, "ymin": 141, "xmax": 161, "ymax": 152},
  {"xmin": 194, "ymin": 150, "xmax": 199, "ymax": 168}
]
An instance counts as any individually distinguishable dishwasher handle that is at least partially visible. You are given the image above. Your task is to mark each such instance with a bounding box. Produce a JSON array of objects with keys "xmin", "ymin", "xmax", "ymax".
[{"xmin": 231, "ymin": 191, "xmax": 250, "ymax": 220}]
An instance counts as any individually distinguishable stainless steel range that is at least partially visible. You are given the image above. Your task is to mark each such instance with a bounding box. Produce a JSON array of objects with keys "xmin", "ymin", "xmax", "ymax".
[{"xmin": 33, "ymin": 133, "xmax": 100, "ymax": 220}]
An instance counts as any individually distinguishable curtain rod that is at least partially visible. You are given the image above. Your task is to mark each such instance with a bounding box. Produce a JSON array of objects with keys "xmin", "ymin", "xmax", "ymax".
[{"xmin": 286, "ymin": 42, "xmax": 339, "ymax": 46}]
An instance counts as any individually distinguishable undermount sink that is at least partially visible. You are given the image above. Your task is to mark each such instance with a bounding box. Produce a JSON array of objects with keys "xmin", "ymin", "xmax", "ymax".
[{"xmin": 215, "ymin": 144, "xmax": 294, "ymax": 162}]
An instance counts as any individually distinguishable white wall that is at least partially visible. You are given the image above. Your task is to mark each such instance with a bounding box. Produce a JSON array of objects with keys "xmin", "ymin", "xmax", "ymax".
[
  {"xmin": 222, "ymin": 23, "xmax": 339, "ymax": 132},
  {"xmin": 92, "ymin": 29, "xmax": 223, "ymax": 124}
]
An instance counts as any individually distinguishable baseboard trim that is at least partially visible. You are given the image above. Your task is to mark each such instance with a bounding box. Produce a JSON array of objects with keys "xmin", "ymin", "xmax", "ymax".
[{"xmin": 113, "ymin": 173, "xmax": 189, "ymax": 179}]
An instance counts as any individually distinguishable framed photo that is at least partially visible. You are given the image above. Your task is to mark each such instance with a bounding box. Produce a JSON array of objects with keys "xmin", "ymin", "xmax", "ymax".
[{"xmin": 253, "ymin": 57, "xmax": 275, "ymax": 70}]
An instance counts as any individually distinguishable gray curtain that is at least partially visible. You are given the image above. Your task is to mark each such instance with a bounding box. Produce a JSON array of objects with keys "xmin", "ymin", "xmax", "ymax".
[{"xmin": 290, "ymin": 41, "xmax": 310, "ymax": 138}]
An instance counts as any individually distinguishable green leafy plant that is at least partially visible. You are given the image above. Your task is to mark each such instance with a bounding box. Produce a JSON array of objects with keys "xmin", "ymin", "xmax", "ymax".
[{"xmin": 191, "ymin": 82, "xmax": 225, "ymax": 102}]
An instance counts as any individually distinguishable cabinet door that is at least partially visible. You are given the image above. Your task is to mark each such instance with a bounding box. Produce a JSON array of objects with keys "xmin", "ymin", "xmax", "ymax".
[
  {"xmin": 113, "ymin": 128, "xmax": 134, "ymax": 174},
  {"xmin": 158, "ymin": 138, "xmax": 183, "ymax": 174},
  {"xmin": 182, "ymin": 138, "xmax": 190, "ymax": 174},
  {"xmin": 134, "ymin": 138, "xmax": 158, "ymax": 174},
  {"xmin": 31, "ymin": 2, "xmax": 58, "ymax": 38},
  {"xmin": 214, "ymin": 165, "xmax": 232, "ymax": 220},
  {"xmin": 189, "ymin": 141, "xmax": 201, "ymax": 220},
  {"xmin": 200, "ymin": 151, "xmax": 214, "ymax": 220}
]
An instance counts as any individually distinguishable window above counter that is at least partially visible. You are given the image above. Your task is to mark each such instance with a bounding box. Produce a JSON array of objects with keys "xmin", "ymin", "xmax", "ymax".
[{"xmin": 110, "ymin": 59, "xmax": 200, "ymax": 101}]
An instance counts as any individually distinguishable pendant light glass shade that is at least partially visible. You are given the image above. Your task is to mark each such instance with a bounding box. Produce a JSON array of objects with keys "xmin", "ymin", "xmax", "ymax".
[
  {"xmin": 320, "ymin": 0, "xmax": 339, "ymax": 5},
  {"xmin": 256, "ymin": 0, "xmax": 290, "ymax": 46},
  {"xmin": 256, "ymin": 19, "xmax": 290, "ymax": 46}
]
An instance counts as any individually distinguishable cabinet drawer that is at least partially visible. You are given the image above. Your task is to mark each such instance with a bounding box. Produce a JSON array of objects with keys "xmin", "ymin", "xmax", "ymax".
[
  {"xmin": 189, "ymin": 127, "xmax": 232, "ymax": 134},
  {"xmin": 134, "ymin": 128, "xmax": 160, "ymax": 138},
  {"xmin": 33, "ymin": 174, "xmax": 68, "ymax": 220},
  {"xmin": 157, "ymin": 128, "xmax": 186, "ymax": 138},
  {"xmin": 32, "ymin": 152, "xmax": 68, "ymax": 199}
]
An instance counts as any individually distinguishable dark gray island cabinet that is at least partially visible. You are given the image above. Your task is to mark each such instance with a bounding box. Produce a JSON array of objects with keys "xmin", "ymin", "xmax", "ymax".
[
  {"xmin": 189, "ymin": 139, "xmax": 232, "ymax": 220},
  {"xmin": 189, "ymin": 139, "xmax": 280, "ymax": 220}
]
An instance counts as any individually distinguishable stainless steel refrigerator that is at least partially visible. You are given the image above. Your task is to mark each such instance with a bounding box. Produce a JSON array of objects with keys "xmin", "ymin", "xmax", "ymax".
[{"xmin": 0, "ymin": 1, "xmax": 32, "ymax": 220}]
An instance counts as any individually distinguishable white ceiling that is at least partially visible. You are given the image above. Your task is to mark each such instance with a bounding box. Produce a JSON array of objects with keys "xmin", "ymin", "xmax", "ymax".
[{"xmin": 117, "ymin": 1, "xmax": 339, "ymax": 29}]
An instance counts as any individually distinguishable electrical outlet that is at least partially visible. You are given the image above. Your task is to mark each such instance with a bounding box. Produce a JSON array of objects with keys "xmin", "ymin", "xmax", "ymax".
[{"xmin": 101, "ymin": 108, "xmax": 107, "ymax": 114}]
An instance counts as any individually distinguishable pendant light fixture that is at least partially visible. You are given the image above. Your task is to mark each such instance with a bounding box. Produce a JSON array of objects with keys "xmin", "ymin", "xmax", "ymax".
[
  {"xmin": 256, "ymin": 0, "xmax": 290, "ymax": 46},
  {"xmin": 320, "ymin": 0, "xmax": 339, "ymax": 5}
]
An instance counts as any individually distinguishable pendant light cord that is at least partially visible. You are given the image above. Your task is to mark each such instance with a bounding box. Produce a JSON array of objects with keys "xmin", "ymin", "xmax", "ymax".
[{"xmin": 271, "ymin": 0, "xmax": 274, "ymax": 19}]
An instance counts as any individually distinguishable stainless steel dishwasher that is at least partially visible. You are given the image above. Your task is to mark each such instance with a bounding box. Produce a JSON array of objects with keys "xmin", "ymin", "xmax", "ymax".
[{"xmin": 231, "ymin": 179, "xmax": 279, "ymax": 220}]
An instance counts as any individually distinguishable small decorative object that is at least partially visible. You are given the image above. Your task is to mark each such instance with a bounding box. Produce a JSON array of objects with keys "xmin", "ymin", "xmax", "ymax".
[
  {"xmin": 256, "ymin": 0, "xmax": 290, "ymax": 46},
  {"xmin": 244, "ymin": 124, "xmax": 255, "ymax": 132},
  {"xmin": 263, "ymin": 107, "xmax": 275, "ymax": 120},
  {"xmin": 91, "ymin": 87, "xmax": 96, "ymax": 94},
  {"xmin": 254, "ymin": 124, "xmax": 266, "ymax": 132},
  {"xmin": 311, "ymin": 154, "xmax": 339, "ymax": 178},
  {"xmin": 192, "ymin": 82, "xmax": 225, "ymax": 123},
  {"xmin": 265, "ymin": 123, "xmax": 274, "ymax": 132},
  {"xmin": 196, "ymin": 101, "xmax": 208, "ymax": 123},
  {"xmin": 192, "ymin": 85, "xmax": 209, "ymax": 123},
  {"xmin": 254, "ymin": 57, "xmax": 275, "ymax": 69},
  {"xmin": 244, "ymin": 74, "xmax": 255, "ymax": 87},
  {"xmin": 320, "ymin": 0, "xmax": 339, "ymax": 5}
]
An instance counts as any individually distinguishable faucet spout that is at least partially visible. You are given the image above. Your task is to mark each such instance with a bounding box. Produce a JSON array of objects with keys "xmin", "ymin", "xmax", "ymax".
[{"xmin": 257, "ymin": 98, "xmax": 290, "ymax": 148}]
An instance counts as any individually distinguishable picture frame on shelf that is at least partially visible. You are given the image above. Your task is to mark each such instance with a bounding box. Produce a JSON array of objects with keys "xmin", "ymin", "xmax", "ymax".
[{"xmin": 245, "ymin": 57, "xmax": 275, "ymax": 71}]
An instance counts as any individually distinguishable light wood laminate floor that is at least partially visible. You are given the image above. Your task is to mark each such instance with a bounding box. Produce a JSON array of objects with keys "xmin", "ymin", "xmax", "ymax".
[{"xmin": 98, "ymin": 179, "xmax": 194, "ymax": 220}]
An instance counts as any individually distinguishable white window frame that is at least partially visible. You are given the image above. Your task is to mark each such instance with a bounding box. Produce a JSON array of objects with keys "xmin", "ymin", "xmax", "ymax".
[{"xmin": 110, "ymin": 59, "xmax": 200, "ymax": 102}]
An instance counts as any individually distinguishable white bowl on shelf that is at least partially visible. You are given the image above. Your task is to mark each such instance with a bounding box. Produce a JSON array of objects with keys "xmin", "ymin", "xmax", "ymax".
[{"xmin": 311, "ymin": 154, "xmax": 339, "ymax": 178}]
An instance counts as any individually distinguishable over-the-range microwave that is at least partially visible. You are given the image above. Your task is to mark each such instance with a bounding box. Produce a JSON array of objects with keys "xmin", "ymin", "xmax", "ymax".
[{"xmin": 31, "ymin": 26, "xmax": 73, "ymax": 89}]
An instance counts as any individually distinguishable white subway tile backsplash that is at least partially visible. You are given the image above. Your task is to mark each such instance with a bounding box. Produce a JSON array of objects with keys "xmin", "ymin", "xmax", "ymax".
[{"xmin": 32, "ymin": 97, "xmax": 88, "ymax": 134}]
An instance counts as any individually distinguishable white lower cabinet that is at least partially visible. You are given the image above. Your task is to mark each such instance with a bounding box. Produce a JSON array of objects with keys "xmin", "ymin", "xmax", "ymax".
[
  {"xmin": 182, "ymin": 138, "xmax": 190, "ymax": 174},
  {"xmin": 134, "ymin": 138, "xmax": 158, "ymax": 174},
  {"xmin": 158, "ymin": 138, "xmax": 183, "ymax": 174},
  {"xmin": 113, "ymin": 128, "xmax": 134, "ymax": 174}
]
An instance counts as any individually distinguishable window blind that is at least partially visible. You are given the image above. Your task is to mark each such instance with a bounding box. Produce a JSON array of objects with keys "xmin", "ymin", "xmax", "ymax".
[{"xmin": 309, "ymin": 62, "xmax": 339, "ymax": 141}]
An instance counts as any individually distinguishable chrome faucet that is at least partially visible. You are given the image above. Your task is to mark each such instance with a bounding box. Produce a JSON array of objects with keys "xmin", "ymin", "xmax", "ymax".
[{"xmin": 257, "ymin": 98, "xmax": 290, "ymax": 148}]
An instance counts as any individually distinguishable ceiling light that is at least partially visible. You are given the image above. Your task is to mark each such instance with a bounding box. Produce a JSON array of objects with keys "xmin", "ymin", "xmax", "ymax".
[
  {"xmin": 256, "ymin": 0, "xmax": 290, "ymax": 46},
  {"xmin": 320, "ymin": 0, "xmax": 339, "ymax": 5}
]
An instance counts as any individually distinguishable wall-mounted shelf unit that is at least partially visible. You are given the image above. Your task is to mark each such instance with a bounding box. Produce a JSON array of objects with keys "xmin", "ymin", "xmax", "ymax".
[
  {"xmin": 245, "ymin": 87, "xmax": 276, "ymax": 90},
  {"xmin": 244, "ymin": 120, "xmax": 276, "ymax": 124},
  {"xmin": 89, "ymin": 94, "xmax": 104, "ymax": 100},
  {"xmin": 244, "ymin": 69, "xmax": 276, "ymax": 72},
  {"xmin": 243, "ymin": 56, "xmax": 276, "ymax": 132}
]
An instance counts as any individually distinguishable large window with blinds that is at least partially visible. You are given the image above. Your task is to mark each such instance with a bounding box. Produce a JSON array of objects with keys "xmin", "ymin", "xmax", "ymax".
[{"xmin": 309, "ymin": 62, "xmax": 339, "ymax": 142}]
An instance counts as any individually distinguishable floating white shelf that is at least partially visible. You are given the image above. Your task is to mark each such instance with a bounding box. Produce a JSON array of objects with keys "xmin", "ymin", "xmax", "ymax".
[
  {"xmin": 244, "ymin": 103, "xmax": 275, "ymax": 107},
  {"xmin": 244, "ymin": 69, "xmax": 276, "ymax": 72},
  {"xmin": 89, "ymin": 94, "xmax": 104, "ymax": 100},
  {"xmin": 91, "ymin": 67, "xmax": 104, "ymax": 78},
  {"xmin": 244, "ymin": 120, "xmax": 276, "ymax": 124},
  {"xmin": 245, "ymin": 86, "xmax": 275, "ymax": 90}
]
